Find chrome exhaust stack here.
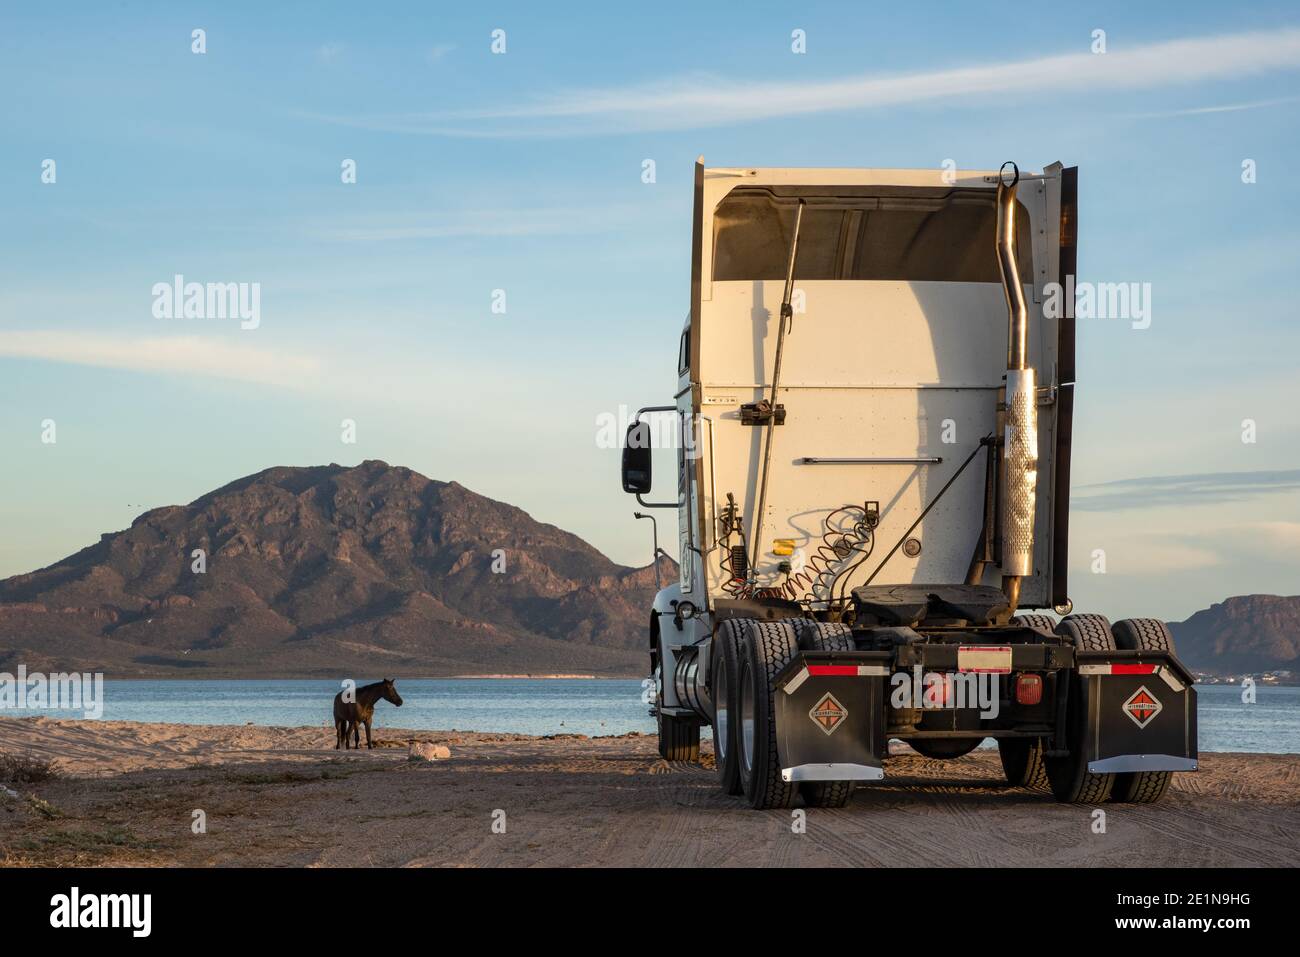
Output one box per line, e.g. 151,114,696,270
996,162,1038,612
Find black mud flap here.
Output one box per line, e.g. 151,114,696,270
1075,650,1198,773
773,651,891,783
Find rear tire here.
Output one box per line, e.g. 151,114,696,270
794,619,855,652
711,619,748,795
1045,614,1116,803
793,620,855,808
999,738,1049,789
1108,618,1176,804
1056,613,1114,653
737,620,801,809
1011,613,1057,635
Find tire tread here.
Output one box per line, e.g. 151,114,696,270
742,620,801,809
712,618,749,795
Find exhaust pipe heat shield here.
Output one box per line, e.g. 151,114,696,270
1001,368,1038,578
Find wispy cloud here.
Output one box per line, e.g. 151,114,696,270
427,43,455,63
1072,469,1300,512
307,27,1300,136
0,329,543,409
1075,520,1300,577
1123,94,1300,118
315,43,345,63
0,331,323,390
1068,540,1225,575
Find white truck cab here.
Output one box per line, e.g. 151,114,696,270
622,160,1196,810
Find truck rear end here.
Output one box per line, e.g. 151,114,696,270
620,159,1197,808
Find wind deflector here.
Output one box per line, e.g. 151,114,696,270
712,186,1032,283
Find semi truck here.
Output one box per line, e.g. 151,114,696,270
620,159,1198,809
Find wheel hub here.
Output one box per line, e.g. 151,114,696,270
739,660,756,774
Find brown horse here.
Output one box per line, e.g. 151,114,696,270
333,678,403,749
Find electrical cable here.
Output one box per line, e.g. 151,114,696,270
718,502,875,609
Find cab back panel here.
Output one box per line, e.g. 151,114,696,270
693,171,1063,608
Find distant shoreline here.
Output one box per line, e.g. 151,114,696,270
90,673,641,681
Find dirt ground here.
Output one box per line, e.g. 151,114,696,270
1,717,1296,867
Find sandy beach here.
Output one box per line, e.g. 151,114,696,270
1,716,1296,868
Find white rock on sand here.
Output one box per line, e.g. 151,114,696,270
408,741,451,762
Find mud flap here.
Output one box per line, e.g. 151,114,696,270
773,651,891,783
1075,650,1198,773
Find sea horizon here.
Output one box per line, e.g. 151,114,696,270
3,678,1296,754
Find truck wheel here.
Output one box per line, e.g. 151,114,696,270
1011,613,1057,635
794,619,855,652
999,738,1049,789
711,619,749,795
793,620,855,807
737,620,801,809
1056,613,1114,652
1045,614,1116,803
1108,618,1176,804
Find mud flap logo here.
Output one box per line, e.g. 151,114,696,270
1122,685,1162,728
809,693,847,736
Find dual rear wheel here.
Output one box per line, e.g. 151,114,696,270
1039,614,1175,804
711,618,857,809
710,612,1176,808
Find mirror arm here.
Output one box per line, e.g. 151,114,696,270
636,492,677,509
629,405,679,508
634,404,676,419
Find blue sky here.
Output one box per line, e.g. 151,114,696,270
1,1,1298,622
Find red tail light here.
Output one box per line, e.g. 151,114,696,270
1015,674,1042,706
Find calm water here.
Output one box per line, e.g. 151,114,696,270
8,680,1299,753
21,678,657,738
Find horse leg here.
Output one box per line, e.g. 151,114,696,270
352,721,361,750
335,720,342,749
365,719,373,749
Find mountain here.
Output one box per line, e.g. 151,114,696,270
2,461,1289,679
1169,595,1300,675
0,461,673,678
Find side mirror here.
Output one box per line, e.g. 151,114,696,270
621,421,652,494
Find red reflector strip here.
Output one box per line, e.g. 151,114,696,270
1078,663,1162,676
804,664,888,677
